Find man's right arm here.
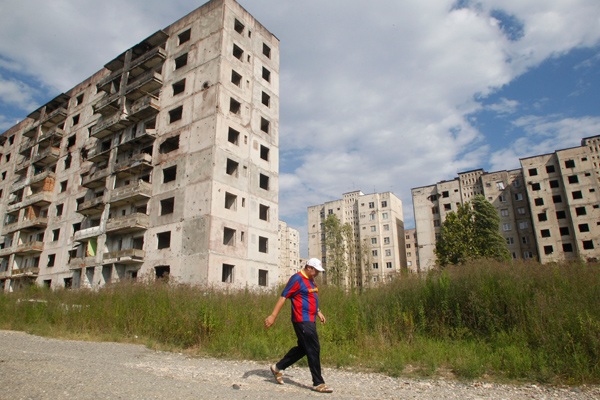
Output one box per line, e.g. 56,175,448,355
264,296,286,329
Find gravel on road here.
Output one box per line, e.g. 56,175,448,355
0,330,598,400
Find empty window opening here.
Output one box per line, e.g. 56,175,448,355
230,98,241,115
556,210,566,219
234,19,245,34
549,180,559,188
552,195,562,203
173,79,186,95
160,197,175,215
261,92,270,107
534,198,544,206
47,254,55,267
572,191,583,200
565,160,575,168
560,227,570,236
528,168,538,176
222,264,234,283
225,192,237,210
56,204,63,216
60,180,68,193
546,165,555,173
259,173,269,190
163,166,177,183
579,223,590,232
233,44,243,60
259,204,269,221
258,236,268,253
260,117,270,133
159,135,180,154
67,135,76,148
226,159,239,176
157,231,171,249
178,28,191,45
262,67,271,82
228,127,240,145
52,229,60,241
583,240,594,250
260,145,269,161
175,53,188,69
223,227,236,246
263,43,271,58
563,243,573,252
568,175,579,184
169,106,183,123
155,265,170,280
64,153,72,170
258,269,268,286
576,206,587,216
541,229,551,238
531,183,541,191
544,245,553,255
76,94,84,106
538,213,547,222
231,70,242,87
72,114,80,126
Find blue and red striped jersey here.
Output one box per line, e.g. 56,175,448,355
281,270,319,322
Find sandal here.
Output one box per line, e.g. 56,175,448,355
270,365,284,384
312,384,333,393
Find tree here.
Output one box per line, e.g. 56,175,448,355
435,195,510,266
323,214,349,286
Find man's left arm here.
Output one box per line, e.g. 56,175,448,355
317,309,326,324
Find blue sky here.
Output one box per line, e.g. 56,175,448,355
1,0,599,257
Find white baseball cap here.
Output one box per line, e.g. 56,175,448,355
306,258,325,272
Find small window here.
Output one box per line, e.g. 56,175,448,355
258,269,268,286
223,227,236,246
56,204,64,216
560,227,569,236
503,223,511,231
565,160,575,168
178,28,191,45
501,209,509,217
572,191,583,200
579,223,590,233
47,254,56,267
259,204,269,221
259,173,269,190
442,191,449,198
517,207,525,215
72,114,80,126
372,263,379,270
515,193,523,201
231,70,242,87
531,183,541,191
163,166,177,183
546,165,555,173
568,175,579,184
169,106,183,123
175,53,188,69
263,43,271,58
538,212,547,221
544,245,553,255
228,127,240,145
64,153,72,170
157,231,171,249
563,243,573,252
371,238,377,244
552,195,562,203
444,203,451,210
258,236,268,253
52,229,60,241
233,44,244,60
225,192,237,210
260,145,269,161
160,135,180,153
576,206,586,216
60,180,68,193
556,210,566,219
262,67,271,82
222,264,234,283
226,159,239,176
384,237,390,244
160,197,175,215
261,92,270,107
549,180,559,188
522,236,528,244
76,94,84,106
583,240,594,250
173,79,186,95
519,221,528,229
260,117,270,133
528,168,538,176
541,229,551,238
234,19,244,34
506,237,514,245
534,198,544,206
230,98,241,114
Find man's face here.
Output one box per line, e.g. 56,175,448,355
307,266,320,279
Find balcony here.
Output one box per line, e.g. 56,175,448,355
10,176,28,193
15,157,31,175
119,129,157,150
30,171,55,187
103,248,145,264
37,126,65,145
81,166,110,189
19,138,36,154
10,267,40,278
128,95,160,122
23,190,53,208
3,217,49,234
109,181,152,206
0,270,10,279
114,153,152,179
128,47,167,80
32,147,60,167
69,256,98,270
93,92,120,115
0,246,14,257
15,241,44,254
77,197,105,215
88,146,112,163
91,113,132,139
73,226,103,242
125,71,163,101
40,107,68,128
23,126,38,138
106,213,149,234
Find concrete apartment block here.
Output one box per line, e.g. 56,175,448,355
404,228,419,273
277,220,300,282
0,0,279,291
412,137,600,268
307,191,406,286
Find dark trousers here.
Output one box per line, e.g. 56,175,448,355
276,321,324,386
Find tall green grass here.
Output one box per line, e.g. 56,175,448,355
0,259,598,384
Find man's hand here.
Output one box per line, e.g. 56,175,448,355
264,315,276,329
317,311,326,325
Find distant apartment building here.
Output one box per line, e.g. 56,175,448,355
278,220,300,282
404,228,419,273
0,0,280,291
307,191,407,286
412,137,600,269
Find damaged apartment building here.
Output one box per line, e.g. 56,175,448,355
412,136,600,270
0,0,280,291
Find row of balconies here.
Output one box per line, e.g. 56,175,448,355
68,248,145,270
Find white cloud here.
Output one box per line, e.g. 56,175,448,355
0,75,39,112
486,98,520,114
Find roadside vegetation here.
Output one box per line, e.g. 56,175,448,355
0,259,599,384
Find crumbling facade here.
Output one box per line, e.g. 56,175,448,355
307,191,407,286
0,0,280,290
412,137,600,269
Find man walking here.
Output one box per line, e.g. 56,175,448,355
264,258,333,393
